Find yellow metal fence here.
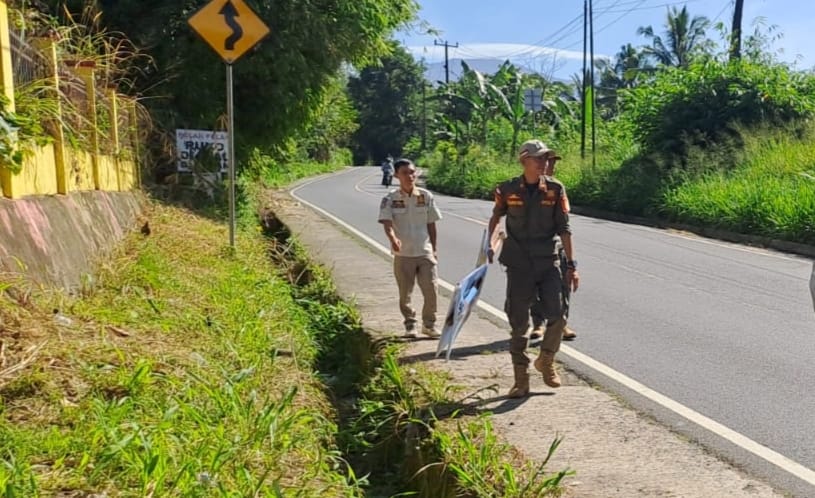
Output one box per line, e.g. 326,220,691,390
0,0,142,199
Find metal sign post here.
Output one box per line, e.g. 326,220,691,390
226,64,236,247
188,0,270,249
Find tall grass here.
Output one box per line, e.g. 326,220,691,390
248,148,352,189
431,416,571,497
0,203,363,496
424,122,815,245
662,130,815,243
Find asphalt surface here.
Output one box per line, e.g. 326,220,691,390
294,166,815,495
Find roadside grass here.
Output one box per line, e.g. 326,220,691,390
249,149,351,189
661,131,815,244
431,416,571,497
425,123,815,245
0,203,363,496
339,347,571,498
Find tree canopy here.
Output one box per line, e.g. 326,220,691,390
347,43,425,164
42,0,417,159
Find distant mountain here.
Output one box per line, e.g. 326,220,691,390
423,58,568,84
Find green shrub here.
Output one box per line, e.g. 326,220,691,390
620,60,815,158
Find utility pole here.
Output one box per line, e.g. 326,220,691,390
589,0,596,170
730,0,744,60
434,39,459,85
580,0,588,160
421,81,427,151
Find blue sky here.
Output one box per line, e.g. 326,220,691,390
398,0,815,80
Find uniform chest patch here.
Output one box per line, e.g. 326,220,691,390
392,199,406,209
416,194,426,206
507,193,524,207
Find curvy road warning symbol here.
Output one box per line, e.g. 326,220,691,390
188,0,270,64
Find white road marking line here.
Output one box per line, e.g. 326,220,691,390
290,171,815,487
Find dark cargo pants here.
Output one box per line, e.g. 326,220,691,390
532,245,570,328
505,262,566,367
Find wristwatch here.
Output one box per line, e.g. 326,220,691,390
566,260,577,269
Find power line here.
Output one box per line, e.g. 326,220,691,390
711,0,733,23
424,0,712,74
439,0,627,64
559,0,706,51
597,0,649,34
600,0,704,13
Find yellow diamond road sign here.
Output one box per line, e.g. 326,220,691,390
188,0,270,64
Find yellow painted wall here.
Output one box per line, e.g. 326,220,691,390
21,145,59,196
119,159,137,191
0,1,141,199
2,148,132,197
1,145,59,198
66,148,95,192
97,155,119,191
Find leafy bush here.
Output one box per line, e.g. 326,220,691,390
620,60,815,158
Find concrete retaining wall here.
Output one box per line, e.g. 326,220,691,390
0,191,142,289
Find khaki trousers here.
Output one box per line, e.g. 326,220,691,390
394,255,438,330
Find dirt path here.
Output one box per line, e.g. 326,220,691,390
267,189,782,497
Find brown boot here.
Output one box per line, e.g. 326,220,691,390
562,326,577,341
534,351,561,388
529,325,544,340
508,365,530,398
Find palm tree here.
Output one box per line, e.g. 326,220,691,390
603,43,651,89
592,44,653,116
637,6,713,68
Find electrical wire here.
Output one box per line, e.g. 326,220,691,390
711,0,733,23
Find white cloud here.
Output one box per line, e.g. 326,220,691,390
407,43,607,64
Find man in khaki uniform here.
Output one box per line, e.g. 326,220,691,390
531,242,577,340
379,158,443,338
487,140,580,398
531,154,576,341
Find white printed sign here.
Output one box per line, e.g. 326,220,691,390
176,129,228,173
436,263,489,361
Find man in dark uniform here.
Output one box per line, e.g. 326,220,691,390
487,139,580,398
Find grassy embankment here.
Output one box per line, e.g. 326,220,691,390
0,162,570,496
425,124,815,245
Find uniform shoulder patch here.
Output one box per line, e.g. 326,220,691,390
560,192,571,213
380,197,389,209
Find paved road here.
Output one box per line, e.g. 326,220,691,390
293,166,815,495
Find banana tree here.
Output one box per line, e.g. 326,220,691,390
490,63,569,158
452,61,499,146
431,60,510,147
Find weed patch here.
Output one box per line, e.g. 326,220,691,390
0,202,362,496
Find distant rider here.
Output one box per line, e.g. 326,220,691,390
381,155,394,186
